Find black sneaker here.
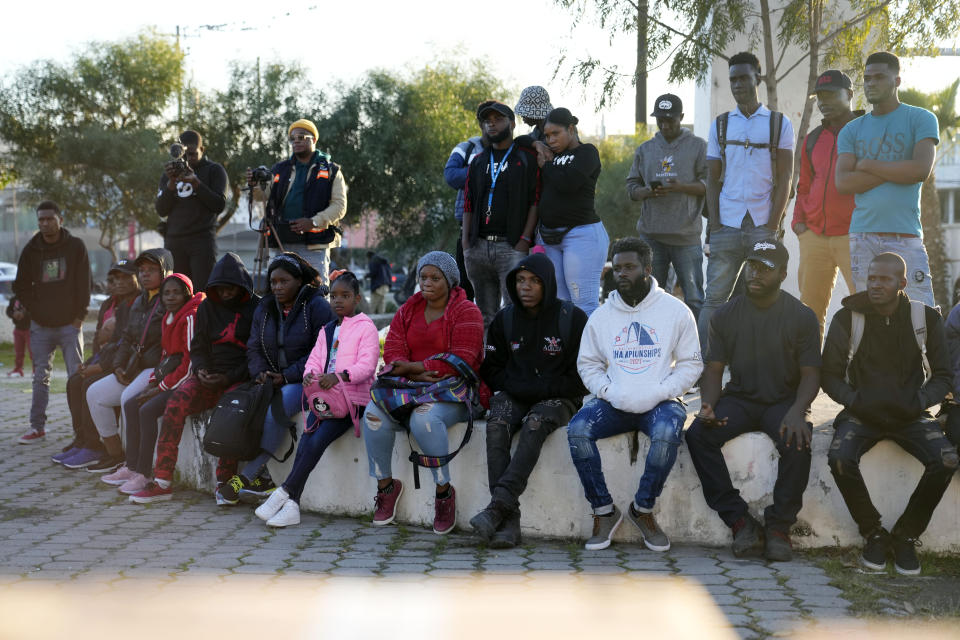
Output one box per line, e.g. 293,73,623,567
218,475,248,504
85,454,124,474
490,512,521,550
238,475,276,503
731,514,763,558
860,527,891,572
892,534,921,575
469,501,511,541
764,528,793,562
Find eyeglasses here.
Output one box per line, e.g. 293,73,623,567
288,134,314,143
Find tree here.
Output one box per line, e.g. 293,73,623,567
0,31,183,259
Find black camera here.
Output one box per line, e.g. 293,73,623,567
166,143,190,178
251,165,272,184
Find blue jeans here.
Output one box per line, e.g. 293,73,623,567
698,221,775,351
363,401,468,486
282,414,356,502
567,397,687,512
849,232,936,308
540,221,610,317
637,234,704,320
30,322,83,432
239,383,318,481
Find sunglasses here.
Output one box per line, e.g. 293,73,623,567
288,134,314,143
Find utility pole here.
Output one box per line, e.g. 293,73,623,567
176,25,183,126
635,0,648,133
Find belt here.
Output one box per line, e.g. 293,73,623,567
479,234,508,242
872,232,917,238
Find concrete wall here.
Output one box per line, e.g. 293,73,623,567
174,411,960,552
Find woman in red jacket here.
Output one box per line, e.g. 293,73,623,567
103,274,204,494
363,251,488,535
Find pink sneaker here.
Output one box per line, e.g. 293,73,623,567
119,473,149,495
433,486,457,535
102,465,135,486
372,480,403,526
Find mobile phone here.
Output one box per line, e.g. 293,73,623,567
649,180,663,190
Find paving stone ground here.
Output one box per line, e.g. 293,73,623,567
0,386,867,638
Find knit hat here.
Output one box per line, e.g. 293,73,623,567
417,251,460,288
288,118,319,140
515,86,553,120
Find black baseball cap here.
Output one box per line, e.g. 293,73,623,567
108,259,136,276
650,93,683,118
746,239,789,270
814,70,852,93
476,100,515,121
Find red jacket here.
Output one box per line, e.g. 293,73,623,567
791,114,863,237
384,286,490,407
155,289,205,391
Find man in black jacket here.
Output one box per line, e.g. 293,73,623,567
822,252,958,575
13,201,91,444
471,254,588,548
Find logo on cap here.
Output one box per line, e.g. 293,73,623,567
753,241,777,251
658,100,673,110
817,76,831,85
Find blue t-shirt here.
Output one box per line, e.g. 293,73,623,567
837,103,939,235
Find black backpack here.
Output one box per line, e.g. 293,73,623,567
202,379,296,462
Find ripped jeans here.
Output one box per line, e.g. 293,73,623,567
362,401,468,486
567,397,687,513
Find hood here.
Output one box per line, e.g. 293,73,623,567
27,227,75,251
136,247,175,275
163,273,194,297
841,289,909,315
653,127,692,147
505,253,558,312
604,277,666,313
206,252,254,301
168,291,205,325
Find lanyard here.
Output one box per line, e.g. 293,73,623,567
485,143,515,224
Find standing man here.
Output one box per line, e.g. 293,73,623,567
567,237,702,551
835,52,940,308
823,253,956,575
700,51,795,351
443,133,484,300
792,70,863,334
156,130,228,291
462,101,539,328
365,251,393,314
685,240,821,562
253,118,348,286
627,93,707,321
13,201,91,444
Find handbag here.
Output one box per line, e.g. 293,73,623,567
301,320,355,428
153,353,183,383
369,352,482,488
202,379,298,462
538,223,574,245
122,297,162,376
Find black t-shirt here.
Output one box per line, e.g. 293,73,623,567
706,291,821,404
479,147,512,236
538,143,602,229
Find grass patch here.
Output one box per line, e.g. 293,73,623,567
0,340,94,394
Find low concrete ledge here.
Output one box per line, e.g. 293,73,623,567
175,411,960,551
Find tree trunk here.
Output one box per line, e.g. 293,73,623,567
792,0,822,188
921,173,950,309
635,0,648,132
758,0,778,110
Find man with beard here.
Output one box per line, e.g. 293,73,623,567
686,240,821,562
822,252,956,575
462,101,539,328
835,52,939,307
567,237,702,551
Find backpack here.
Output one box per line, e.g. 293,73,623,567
202,379,297,462
845,300,932,384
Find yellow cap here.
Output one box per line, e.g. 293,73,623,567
288,118,319,140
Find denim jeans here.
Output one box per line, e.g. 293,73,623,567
828,413,958,538
282,415,356,502
698,220,775,351
363,401,468,486
539,221,609,317
30,322,83,432
567,397,687,512
123,389,172,476
637,234,704,321
463,238,526,329
685,395,811,533
849,232,936,308
240,382,319,481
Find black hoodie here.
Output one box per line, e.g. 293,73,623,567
12,227,91,327
155,156,228,239
822,290,951,429
480,253,588,403
111,248,175,373
190,252,261,385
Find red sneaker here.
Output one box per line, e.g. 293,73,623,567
129,481,173,504
433,486,457,535
18,429,45,444
372,480,403,526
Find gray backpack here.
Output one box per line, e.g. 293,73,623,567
845,300,931,384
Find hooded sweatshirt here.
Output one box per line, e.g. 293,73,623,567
153,274,205,391
13,227,91,327
155,156,228,239
822,290,951,429
113,248,175,374
480,253,588,403
578,278,703,414
190,253,261,385
626,128,707,246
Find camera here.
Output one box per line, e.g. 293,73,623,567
166,143,190,178
251,165,272,184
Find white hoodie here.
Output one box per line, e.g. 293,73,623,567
578,279,703,414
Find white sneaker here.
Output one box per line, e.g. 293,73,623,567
266,499,300,528
255,486,289,522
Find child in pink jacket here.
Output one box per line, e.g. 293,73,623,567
254,271,380,527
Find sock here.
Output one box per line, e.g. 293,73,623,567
378,480,394,495
155,478,171,489
436,486,452,500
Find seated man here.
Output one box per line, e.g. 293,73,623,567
567,237,702,551
686,240,821,562
471,254,588,548
822,252,957,575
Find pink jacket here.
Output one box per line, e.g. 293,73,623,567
304,312,380,434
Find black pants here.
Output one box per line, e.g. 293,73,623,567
455,236,475,302
827,413,958,538
165,233,217,291
66,369,111,451
945,404,960,449
685,395,811,533
123,389,172,476
485,392,576,509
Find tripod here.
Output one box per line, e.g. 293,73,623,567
247,182,285,295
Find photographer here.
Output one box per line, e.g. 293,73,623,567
249,119,348,286
156,130,228,291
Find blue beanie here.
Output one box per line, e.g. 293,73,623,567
416,251,460,288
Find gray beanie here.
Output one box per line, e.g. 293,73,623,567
417,251,460,288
